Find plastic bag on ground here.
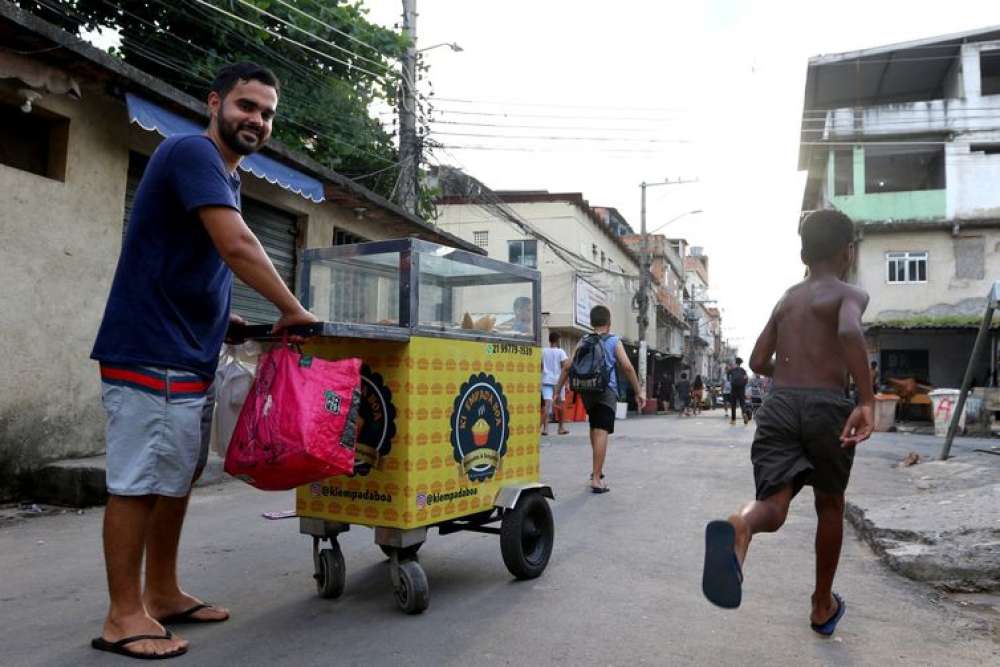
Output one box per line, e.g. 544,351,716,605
224,344,361,490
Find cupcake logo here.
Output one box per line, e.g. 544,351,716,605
353,365,397,476
450,373,510,482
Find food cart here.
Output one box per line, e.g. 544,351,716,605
241,238,553,614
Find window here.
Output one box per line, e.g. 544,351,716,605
886,251,927,283
333,229,367,245
473,230,488,249
970,143,1000,155
600,250,606,267
508,239,538,268
865,145,945,193
592,243,599,262
981,50,1000,96
833,148,854,196
0,102,68,181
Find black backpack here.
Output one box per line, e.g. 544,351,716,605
731,367,748,390
569,334,612,394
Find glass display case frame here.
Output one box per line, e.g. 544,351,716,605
297,238,542,346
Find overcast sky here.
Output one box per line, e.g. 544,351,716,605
365,0,1000,357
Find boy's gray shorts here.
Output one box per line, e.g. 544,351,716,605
100,365,214,497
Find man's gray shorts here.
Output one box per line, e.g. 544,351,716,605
100,365,214,497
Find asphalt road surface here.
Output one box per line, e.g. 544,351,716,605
2,413,997,666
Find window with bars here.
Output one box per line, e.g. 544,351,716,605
333,229,368,246
886,251,927,283
473,230,488,249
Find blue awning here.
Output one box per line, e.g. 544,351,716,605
126,93,324,203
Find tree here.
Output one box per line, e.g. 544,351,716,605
17,0,419,209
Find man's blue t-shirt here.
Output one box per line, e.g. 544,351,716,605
91,134,241,379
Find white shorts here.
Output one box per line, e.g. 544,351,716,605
100,365,214,497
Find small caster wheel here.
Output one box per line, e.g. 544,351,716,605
393,559,429,614
501,492,554,579
315,546,345,599
379,543,421,560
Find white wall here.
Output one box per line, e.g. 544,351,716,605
857,228,1000,322
434,200,648,343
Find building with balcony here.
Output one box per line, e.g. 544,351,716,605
799,26,1000,388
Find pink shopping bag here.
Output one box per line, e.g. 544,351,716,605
225,343,361,490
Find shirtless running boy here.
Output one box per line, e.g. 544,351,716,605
701,209,874,636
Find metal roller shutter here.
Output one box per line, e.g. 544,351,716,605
231,197,298,324
122,153,298,325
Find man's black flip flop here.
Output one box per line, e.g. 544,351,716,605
590,485,610,494
702,520,743,609
91,632,187,660
159,603,229,625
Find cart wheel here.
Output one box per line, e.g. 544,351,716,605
379,543,421,560
393,560,430,614
501,492,554,579
315,546,346,599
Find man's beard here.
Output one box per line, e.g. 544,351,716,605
217,114,267,156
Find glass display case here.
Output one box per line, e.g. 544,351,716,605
298,238,541,344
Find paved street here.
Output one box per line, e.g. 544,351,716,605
2,413,997,666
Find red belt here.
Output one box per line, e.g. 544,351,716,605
100,365,211,398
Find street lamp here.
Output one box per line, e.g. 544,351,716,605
636,178,697,408
418,42,464,53
648,209,703,236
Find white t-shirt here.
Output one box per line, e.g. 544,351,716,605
541,346,569,385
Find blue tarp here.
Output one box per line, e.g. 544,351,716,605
126,93,325,203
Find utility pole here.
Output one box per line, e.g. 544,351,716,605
637,178,697,406
397,0,419,214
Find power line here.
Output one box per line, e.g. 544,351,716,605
428,118,675,133
273,0,389,58
229,0,391,75
190,0,390,82
426,106,689,123
429,130,692,144
433,96,693,113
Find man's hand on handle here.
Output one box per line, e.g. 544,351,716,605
272,307,319,344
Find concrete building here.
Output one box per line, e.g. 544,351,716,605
0,3,476,496
432,169,661,401
799,26,1000,388
621,233,689,391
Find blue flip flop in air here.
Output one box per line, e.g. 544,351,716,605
811,593,846,636
702,520,743,609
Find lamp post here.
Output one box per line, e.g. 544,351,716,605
637,179,697,406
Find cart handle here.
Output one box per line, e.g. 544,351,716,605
226,321,325,344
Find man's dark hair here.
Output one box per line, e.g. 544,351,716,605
210,62,281,100
735,357,743,365
549,331,561,344
590,305,611,328
800,209,854,265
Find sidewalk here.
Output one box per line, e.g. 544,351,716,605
18,452,226,508
846,430,1000,592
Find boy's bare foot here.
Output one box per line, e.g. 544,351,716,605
98,611,188,658
146,591,230,624
727,513,751,565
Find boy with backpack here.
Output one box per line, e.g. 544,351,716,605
554,305,645,493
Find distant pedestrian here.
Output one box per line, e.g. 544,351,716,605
541,331,570,436
870,360,879,395
729,358,749,424
722,365,733,417
692,375,705,415
675,372,692,417
701,209,874,638
555,305,644,493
